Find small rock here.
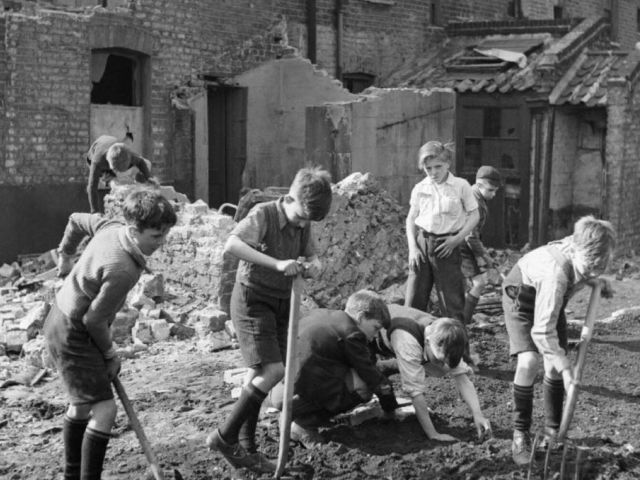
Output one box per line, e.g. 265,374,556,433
111,309,139,344
169,323,196,340
184,199,210,215
131,320,154,344
2,328,29,353
149,319,171,342
130,292,156,310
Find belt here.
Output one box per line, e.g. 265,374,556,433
420,229,459,238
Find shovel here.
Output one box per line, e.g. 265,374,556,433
113,377,182,480
274,275,304,479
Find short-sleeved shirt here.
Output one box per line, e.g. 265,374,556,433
410,173,478,235
381,305,472,398
232,197,315,298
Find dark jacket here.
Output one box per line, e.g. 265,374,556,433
295,309,389,413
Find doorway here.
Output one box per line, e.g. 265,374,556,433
207,86,248,208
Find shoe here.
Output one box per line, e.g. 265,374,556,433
290,421,323,449
538,427,563,451
206,429,275,474
512,430,532,466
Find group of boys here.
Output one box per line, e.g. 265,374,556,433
43,139,616,479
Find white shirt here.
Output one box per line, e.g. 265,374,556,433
410,173,478,234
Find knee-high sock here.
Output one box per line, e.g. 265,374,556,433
238,410,260,453
63,415,88,480
220,383,267,446
80,427,111,480
513,383,534,432
543,376,564,431
463,293,479,325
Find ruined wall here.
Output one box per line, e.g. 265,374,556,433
306,88,455,206
606,80,640,253
233,57,356,190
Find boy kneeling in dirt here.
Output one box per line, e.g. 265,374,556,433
44,191,177,480
503,215,615,465
207,167,332,474
269,290,399,448
373,304,492,442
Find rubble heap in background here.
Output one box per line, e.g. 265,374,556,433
311,172,409,309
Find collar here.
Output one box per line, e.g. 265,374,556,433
275,196,291,230
117,226,149,271
424,172,454,187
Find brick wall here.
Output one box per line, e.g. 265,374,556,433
442,0,513,22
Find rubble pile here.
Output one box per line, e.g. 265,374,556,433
311,172,409,309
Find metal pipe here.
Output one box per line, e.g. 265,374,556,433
336,0,343,81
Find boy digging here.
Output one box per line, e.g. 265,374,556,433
503,216,615,465
405,141,479,322
207,167,333,474
44,191,177,480
460,165,502,324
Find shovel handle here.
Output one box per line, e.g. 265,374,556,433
274,275,304,478
557,279,602,443
113,377,166,480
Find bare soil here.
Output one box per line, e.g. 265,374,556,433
2,274,640,480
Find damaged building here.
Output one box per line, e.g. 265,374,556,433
1,0,640,263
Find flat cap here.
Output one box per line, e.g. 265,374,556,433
476,165,502,187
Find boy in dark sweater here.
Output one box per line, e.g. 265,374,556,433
44,191,176,480
207,167,332,474
503,216,615,464
269,290,399,447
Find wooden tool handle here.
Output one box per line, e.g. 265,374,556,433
113,377,165,480
274,275,304,478
557,280,602,442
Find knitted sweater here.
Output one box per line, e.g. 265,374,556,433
56,213,146,355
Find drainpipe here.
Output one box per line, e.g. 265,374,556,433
539,106,555,245
307,0,317,64
336,0,343,81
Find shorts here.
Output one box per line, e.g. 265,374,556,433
43,303,113,405
503,282,568,356
460,244,482,278
231,283,290,368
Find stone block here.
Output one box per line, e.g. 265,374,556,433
184,199,209,215
111,309,139,344
131,319,153,345
2,328,29,353
130,291,156,310
197,331,233,352
161,308,187,324
19,302,50,340
149,319,171,342
190,307,228,333
169,322,196,340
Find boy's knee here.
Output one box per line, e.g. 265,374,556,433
517,352,539,372
263,362,285,385
93,399,118,423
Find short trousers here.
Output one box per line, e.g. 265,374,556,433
231,282,290,368
503,282,567,357
43,303,113,405
460,244,482,278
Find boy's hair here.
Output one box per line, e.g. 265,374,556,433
289,166,332,221
123,190,177,231
418,141,454,169
430,318,468,368
106,143,132,172
572,215,616,270
345,289,391,330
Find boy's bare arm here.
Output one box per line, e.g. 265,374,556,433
412,393,457,441
454,374,492,439
130,153,151,180
225,235,301,276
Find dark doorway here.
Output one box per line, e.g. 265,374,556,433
208,86,248,208
456,94,531,248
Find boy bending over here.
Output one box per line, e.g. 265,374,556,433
503,215,615,464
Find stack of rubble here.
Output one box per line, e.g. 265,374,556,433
310,172,409,309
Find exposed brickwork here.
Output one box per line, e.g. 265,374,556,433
442,0,513,22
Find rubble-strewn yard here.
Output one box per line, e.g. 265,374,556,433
2,176,640,479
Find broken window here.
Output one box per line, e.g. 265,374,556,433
91,49,143,106
342,73,375,94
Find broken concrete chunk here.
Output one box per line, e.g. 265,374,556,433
2,328,29,353
190,307,228,333
184,199,209,215
19,302,50,340
137,273,164,302
149,319,171,342
131,320,154,345
130,291,156,310
21,336,53,369
223,367,248,386
224,320,236,340
169,322,196,340
111,310,139,344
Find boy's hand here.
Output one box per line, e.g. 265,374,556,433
430,432,458,442
105,356,121,381
57,253,74,278
276,259,303,276
473,414,492,441
408,246,425,271
434,236,462,258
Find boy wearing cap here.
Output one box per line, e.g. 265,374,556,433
460,166,502,324
405,141,479,322
86,135,155,214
